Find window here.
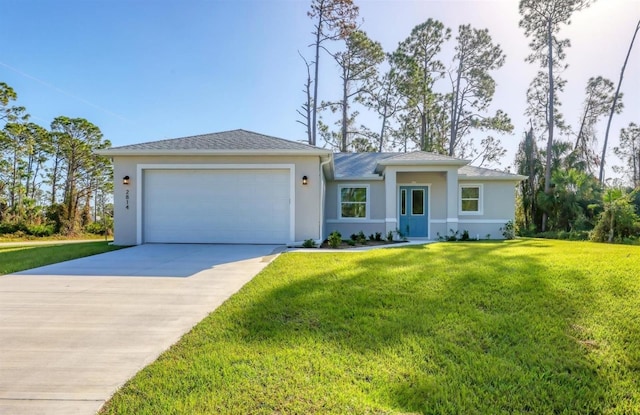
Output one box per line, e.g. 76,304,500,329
412,189,424,215
401,189,406,215
339,186,368,219
460,185,483,214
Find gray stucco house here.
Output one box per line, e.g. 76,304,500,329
97,129,525,246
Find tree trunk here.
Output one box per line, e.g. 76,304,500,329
449,61,463,156
341,65,348,152
574,100,590,150
311,11,324,147
420,112,427,151
599,20,639,184
378,112,388,153
542,19,555,232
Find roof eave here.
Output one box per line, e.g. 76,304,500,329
333,175,384,181
458,174,527,181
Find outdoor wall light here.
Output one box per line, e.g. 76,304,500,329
302,175,308,185
123,176,130,185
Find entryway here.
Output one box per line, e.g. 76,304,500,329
399,186,429,237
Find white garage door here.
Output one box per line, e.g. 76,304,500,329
143,169,291,244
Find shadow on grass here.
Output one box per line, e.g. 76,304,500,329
233,240,611,413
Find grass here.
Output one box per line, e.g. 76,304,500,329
0,241,121,275
0,233,107,243
100,239,640,414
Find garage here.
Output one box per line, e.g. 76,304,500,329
143,168,291,244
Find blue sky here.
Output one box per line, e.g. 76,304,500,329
1,0,639,177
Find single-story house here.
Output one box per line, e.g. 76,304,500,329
97,129,525,246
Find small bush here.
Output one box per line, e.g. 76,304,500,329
375,232,382,241
356,231,367,244
369,234,375,241
84,222,107,235
26,224,55,237
346,239,356,246
447,229,459,241
302,239,316,248
500,220,516,240
386,231,394,242
460,230,470,241
328,231,342,249
0,222,27,235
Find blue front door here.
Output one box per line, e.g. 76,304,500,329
399,186,428,237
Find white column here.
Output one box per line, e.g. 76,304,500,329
384,167,397,236
446,168,459,233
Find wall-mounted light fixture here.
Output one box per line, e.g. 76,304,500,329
123,175,130,185
302,175,308,185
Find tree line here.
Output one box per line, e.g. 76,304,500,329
300,0,512,166
299,0,639,242
0,82,112,237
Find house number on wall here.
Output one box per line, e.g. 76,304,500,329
126,189,130,210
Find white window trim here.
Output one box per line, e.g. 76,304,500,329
337,184,370,220
459,183,484,215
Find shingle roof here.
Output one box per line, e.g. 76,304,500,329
458,165,526,180
101,129,329,154
334,151,467,178
378,151,468,163
334,151,524,181
333,152,396,178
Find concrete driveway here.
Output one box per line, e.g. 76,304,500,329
0,244,282,415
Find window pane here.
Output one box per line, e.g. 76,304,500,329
401,189,406,215
341,203,366,218
461,200,479,212
461,187,479,199
341,187,366,202
412,189,424,215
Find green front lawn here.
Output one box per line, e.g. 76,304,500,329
101,239,640,414
0,241,122,275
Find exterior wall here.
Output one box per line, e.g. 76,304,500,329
457,180,519,239
397,171,447,219
394,170,455,239
112,155,322,245
324,180,385,239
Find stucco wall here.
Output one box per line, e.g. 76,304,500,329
324,180,385,239
457,180,518,239
111,155,322,245
396,172,447,220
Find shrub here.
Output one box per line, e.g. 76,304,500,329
328,231,342,249
26,224,55,237
591,194,640,243
302,239,316,248
0,222,27,235
386,231,394,242
85,222,107,235
368,234,375,241
460,230,470,241
447,229,459,241
346,239,356,246
500,220,516,240
356,231,367,244
375,232,382,241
